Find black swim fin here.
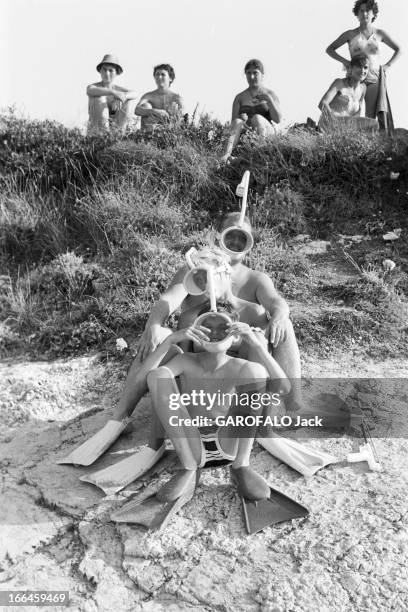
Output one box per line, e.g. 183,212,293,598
240,487,309,535
111,469,199,531
231,466,309,535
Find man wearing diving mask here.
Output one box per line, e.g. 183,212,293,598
137,211,301,411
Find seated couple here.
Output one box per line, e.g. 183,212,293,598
318,54,378,133
87,54,185,135
58,212,340,530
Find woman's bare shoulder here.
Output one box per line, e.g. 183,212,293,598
336,28,358,44
234,89,249,101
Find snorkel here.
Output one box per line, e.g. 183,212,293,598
183,247,231,297
219,171,254,255
192,268,237,353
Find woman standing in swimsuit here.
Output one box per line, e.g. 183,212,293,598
318,54,377,132
326,1,401,124
221,59,282,163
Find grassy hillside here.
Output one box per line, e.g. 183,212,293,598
1,110,407,358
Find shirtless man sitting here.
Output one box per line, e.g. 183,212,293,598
87,54,138,135
135,64,186,131
137,213,302,410
58,214,305,470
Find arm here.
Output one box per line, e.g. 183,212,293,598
379,30,402,70
138,267,190,360
171,93,187,117
231,94,242,121
326,31,352,68
318,79,341,116
255,272,290,346
87,83,131,103
120,87,139,101
236,345,290,396
144,326,210,374
259,90,282,124
357,84,367,117
135,94,170,119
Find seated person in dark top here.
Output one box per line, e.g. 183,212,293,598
221,59,282,163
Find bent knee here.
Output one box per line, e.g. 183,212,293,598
249,113,264,124
147,366,174,385
231,118,245,128
89,95,111,107
139,101,153,110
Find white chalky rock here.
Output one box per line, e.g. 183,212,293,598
383,229,401,241
115,338,128,352
382,259,396,272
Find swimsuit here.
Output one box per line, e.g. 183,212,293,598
199,426,236,467
348,29,381,83
329,82,362,116
239,103,272,122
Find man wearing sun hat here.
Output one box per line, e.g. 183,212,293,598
87,54,138,134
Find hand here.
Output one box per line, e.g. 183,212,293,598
113,91,127,104
152,108,170,121
168,101,180,116
253,91,270,103
227,322,264,346
382,63,390,73
167,325,210,346
138,325,165,361
265,314,290,348
342,60,351,71
110,99,122,113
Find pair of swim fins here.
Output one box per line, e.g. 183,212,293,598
76,434,337,495
111,464,309,536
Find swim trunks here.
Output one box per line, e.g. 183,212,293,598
199,426,236,468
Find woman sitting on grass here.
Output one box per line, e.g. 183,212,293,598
221,59,282,163
318,54,378,132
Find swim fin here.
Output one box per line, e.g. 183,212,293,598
231,466,309,535
57,418,131,466
79,444,166,495
257,435,339,477
111,469,199,530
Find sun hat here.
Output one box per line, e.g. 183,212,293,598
96,54,123,75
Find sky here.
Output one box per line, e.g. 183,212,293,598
2,0,408,129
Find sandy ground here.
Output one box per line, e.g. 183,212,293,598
1,352,407,612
